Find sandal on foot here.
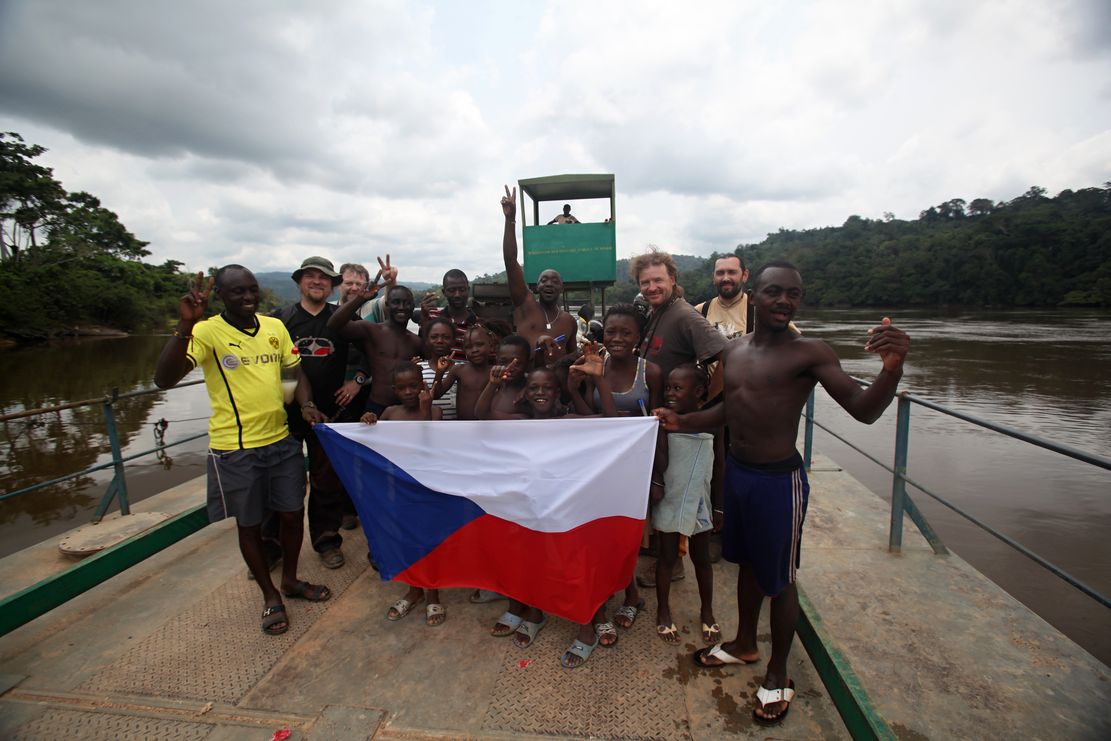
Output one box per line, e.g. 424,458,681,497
426,603,446,626
261,604,288,635
613,599,645,629
282,580,331,601
469,589,503,604
594,621,618,648
657,623,680,643
560,634,600,668
491,611,524,637
702,622,721,643
753,680,795,726
387,597,420,621
693,642,760,668
512,615,548,648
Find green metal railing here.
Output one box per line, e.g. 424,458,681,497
801,383,1111,610
0,380,212,636
0,380,208,515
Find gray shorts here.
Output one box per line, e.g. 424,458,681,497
206,435,306,527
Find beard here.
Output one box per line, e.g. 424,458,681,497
716,282,742,300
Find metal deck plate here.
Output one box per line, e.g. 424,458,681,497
13,708,213,741
482,610,692,741
77,539,368,705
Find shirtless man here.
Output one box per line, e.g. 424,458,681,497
327,282,423,416
501,186,577,361
655,260,909,726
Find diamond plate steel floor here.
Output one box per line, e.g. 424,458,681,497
0,481,848,740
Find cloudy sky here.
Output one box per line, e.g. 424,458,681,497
1,0,1108,283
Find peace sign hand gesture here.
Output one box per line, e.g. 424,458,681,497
501,185,517,221
179,272,214,325
377,254,397,286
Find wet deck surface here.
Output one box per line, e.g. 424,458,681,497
0,478,844,740
2,452,1109,739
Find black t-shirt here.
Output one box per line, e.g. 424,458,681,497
275,302,349,426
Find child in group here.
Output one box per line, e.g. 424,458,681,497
474,335,531,419
360,361,445,625
431,325,496,420
417,316,458,420
653,363,721,644
565,304,666,643
482,350,623,668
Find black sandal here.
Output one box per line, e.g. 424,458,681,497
261,604,288,635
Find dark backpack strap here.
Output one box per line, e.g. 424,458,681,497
745,292,754,334
700,298,712,318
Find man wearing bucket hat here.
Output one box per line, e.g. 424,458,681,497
263,256,359,570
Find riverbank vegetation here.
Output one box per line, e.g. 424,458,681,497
0,133,186,339
585,183,1111,307
5,130,1109,342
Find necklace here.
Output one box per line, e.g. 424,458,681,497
542,304,561,330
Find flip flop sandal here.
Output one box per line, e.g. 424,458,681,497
261,604,288,635
512,615,548,648
693,642,760,668
560,634,601,668
594,621,618,648
613,599,645,629
426,603,446,627
282,581,331,602
491,611,524,637
387,597,419,621
469,589,504,604
656,623,680,643
702,622,721,644
753,680,795,726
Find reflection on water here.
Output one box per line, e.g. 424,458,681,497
0,335,209,556
798,307,1111,665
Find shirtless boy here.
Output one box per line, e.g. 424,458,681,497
655,261,909,726
327,283,423,415
432,326,496,420
361,361,444,625
474,335,531,420
501,185,577,361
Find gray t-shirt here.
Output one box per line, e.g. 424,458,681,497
639,299,726,378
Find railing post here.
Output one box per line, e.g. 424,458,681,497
804,389,815,471
888,394,910,553
93,388,130,522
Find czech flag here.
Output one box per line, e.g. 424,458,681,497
315,417,656,623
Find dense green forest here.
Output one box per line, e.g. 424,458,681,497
0,132,184,339
3,129,1109,341
588,184,1111,308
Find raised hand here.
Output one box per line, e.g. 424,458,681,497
377,254,397,286
501,184,517,221
418,380,433,412
865,317,910,372
179,272,214,324
420,291,439,318
356,269,383,302
576,341,605,377
435,356,454,374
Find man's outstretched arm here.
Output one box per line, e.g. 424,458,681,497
501,185,529,308
813,317,909,424
155,272,211,389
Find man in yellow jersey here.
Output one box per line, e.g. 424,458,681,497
155,266,331,637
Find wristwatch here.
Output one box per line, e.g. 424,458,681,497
354,373,368,386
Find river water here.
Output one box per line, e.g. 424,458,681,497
1,311,1109,663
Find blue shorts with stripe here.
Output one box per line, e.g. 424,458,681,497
721,451,809,597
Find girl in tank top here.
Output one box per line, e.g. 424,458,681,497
570,303,663,416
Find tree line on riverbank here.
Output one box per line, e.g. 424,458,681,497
574,183,1110,308
3,130,1109,341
